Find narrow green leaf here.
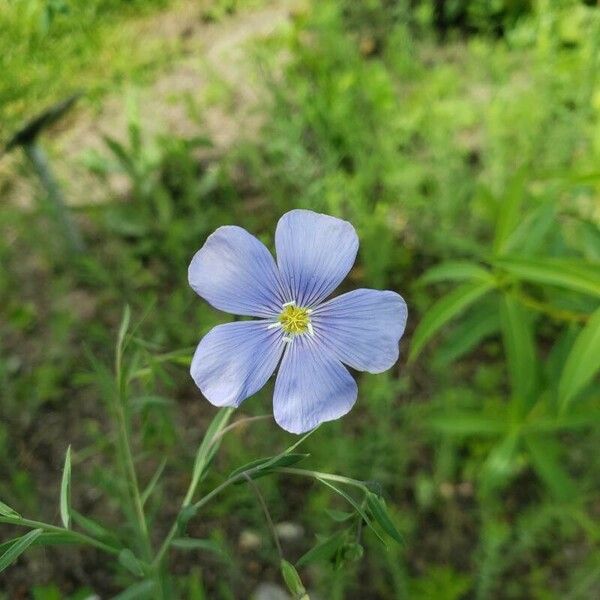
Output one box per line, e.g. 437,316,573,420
409,280,495,361
141,458,168,507
525,435,576,502
432,302,500,367
0,501,20,519
559,306,600,412
280,559,308,598
189,408,234,495
494,257,600,298
523,411,600,433
117,305,132,355
366,493,403,545
71,510,121,547
0,529,43,573
325,509,354,522
112,580,156,600
499,294,537,407
60,445,72,530
230,453,309,482
118,549,145,577
297,531,346,567
417,261,493,286
509,202,557,255
316,478,385,545
172,538,226,558
0,532,77,555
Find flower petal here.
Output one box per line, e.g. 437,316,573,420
189,226,285,317
313,289,408,373
191,320,285,407
273,337,358,434
275,210,359,307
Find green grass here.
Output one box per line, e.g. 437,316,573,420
1,0,599,598
0,0,178,135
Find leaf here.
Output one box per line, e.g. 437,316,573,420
558,306,600,412
494,257,600,298
365,493,403,544
499,294,537,408
112,580,157,600
60,445,72,530
0,532,77,555
141,458,168,507
316,478,385,545
280,559,308,598
325,509,354,522
509,202,557,255
189,408,234,496
525,435,576,502
229,453,309,482
409,280,495,361
0,500,20,519
417,261,493,286
117,305,132,355
71,510,121,547
296,531,346,568
432,302,500,367
118,549,145,577
171,538,226,558
0,529,43,573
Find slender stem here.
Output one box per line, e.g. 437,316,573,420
243,473,283,560
153,473,243,568
0,516,119,556
112,388,152,559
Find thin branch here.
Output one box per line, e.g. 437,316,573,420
243,473,283,561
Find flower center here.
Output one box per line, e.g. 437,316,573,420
279,302,311,335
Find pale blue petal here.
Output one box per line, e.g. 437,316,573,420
189,226,285,318
273,336,357,434
191,321,285,407
275,210,359,307
313,289,407,373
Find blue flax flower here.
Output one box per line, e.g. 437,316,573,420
188,210,408,434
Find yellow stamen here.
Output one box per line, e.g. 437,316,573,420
279,303,311,335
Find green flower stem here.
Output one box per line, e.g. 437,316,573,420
152,414,271,569
0,515,119,556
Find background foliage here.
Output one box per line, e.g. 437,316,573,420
1,0,599,598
